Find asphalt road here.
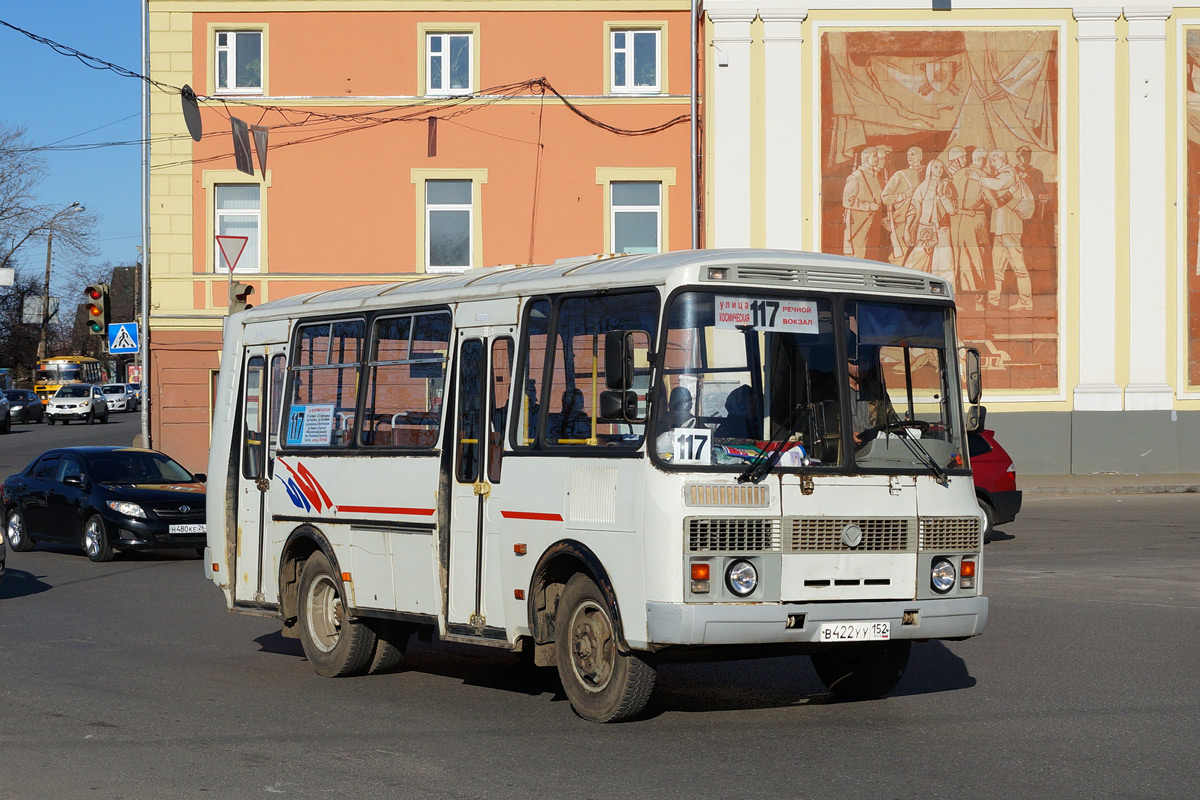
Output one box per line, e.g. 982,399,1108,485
2,424,1198,799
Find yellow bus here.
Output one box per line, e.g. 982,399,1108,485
34,356,106,400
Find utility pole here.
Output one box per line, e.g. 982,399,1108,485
36,202,84,360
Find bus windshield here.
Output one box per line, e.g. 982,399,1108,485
38,364,82,381
654,291,966,475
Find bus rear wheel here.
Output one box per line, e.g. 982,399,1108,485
554,573,656,722
297,551,377,677
811,640,911,701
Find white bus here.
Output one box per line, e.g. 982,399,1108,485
206,248,988,722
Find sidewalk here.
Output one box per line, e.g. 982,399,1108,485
1022,473,1200,495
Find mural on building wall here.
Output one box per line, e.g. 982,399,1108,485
820,29,1059,392
1187,31,1200,386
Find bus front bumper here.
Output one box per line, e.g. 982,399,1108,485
645,596,988,646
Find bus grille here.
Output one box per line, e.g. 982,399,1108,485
688,518,781,552
918,517,982,551
788,517,912,552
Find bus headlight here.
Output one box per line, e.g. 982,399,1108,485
930,558,956,594
726,560,758,597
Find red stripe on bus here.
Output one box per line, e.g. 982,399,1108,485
337,505,436,516
500,511,564,522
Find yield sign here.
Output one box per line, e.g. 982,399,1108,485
216,235,248,272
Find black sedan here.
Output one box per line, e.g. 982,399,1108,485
4,389,46,424
2,447,206,562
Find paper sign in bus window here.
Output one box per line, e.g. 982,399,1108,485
672,427,712,464
287,403,334,446
716,296,819,334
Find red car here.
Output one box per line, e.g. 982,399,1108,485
969,429,1022,544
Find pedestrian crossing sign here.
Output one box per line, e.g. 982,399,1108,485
108,323,139,354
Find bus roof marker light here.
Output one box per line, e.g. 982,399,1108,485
707,267,729,280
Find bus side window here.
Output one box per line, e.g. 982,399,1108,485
514,298,551,447
488,337,514,483
242,356,265,479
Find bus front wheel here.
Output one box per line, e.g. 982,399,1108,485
297,551,377,677
811,640,911,700
554,573,656,722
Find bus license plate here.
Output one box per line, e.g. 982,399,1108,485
169,524,206,535
819,621,890,642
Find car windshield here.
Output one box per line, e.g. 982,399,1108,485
56,385,91,398
88,452,195,484
654,291,966,475
3,390,23,401
102,385,125,395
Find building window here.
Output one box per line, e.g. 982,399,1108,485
426,32,473,95
611,29,660,93
215,184,260,273
215,30,263,94
612,182,662,254
427,180,473,271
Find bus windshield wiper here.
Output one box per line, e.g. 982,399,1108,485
889,424,948,485
737,404,805,485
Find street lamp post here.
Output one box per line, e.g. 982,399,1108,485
36,202,84,360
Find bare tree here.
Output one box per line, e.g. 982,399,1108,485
0,122,99,271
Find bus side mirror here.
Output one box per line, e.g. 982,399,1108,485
599,390,641,421
604,331,634,390
965,347,982,405
966,404,986,434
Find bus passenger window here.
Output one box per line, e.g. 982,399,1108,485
284,319,364,448
360,311,450,449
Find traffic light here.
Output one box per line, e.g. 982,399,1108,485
84,283,109,335
229,281,254,314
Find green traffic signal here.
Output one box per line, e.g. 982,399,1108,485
84,283,109,335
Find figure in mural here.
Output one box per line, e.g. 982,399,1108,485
1015,146,1049,222
979,150,1034,311
948,146,993,306
842,146,884,259
881,146,923,264
902,159,958,284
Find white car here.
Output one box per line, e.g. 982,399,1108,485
102,383,138,412
46,384,109,425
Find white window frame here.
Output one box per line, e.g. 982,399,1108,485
426,32,474,96
411,169,487,274
426,180,473,272
610,28,661,94
611,182,662,255
214,184,261,274
214,29,264,95
596,167,676,255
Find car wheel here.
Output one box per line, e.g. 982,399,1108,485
47,417,56,425
297,551,377,677
83,514,115,562
6,508,35,552
555,573,657,722
86,410,95,425
0,412,10,434
979,498,996,545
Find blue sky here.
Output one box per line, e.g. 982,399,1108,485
1,2,143,295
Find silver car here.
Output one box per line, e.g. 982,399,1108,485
46,384,109,425
102,383,138,413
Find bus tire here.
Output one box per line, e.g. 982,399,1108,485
365,620,409,675
554,573,656,722
811,640,911,701
297,551,377,678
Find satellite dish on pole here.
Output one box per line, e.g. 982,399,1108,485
181,84,203,142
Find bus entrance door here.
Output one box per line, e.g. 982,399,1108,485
447,321,516,640
234,345,288,606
